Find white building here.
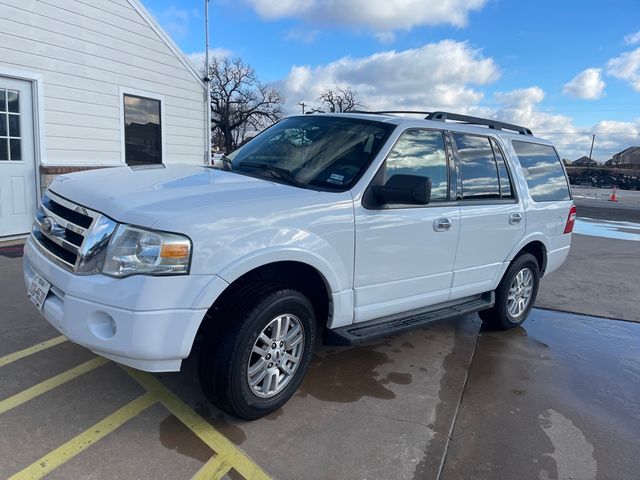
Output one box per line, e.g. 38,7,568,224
0,0,208,239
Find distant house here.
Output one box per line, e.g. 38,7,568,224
611,147,640,168
604,158,613,167
572,156,599,167
0,0,208,239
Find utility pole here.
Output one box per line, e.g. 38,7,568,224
298,102,306,114
587,134,596,170
204,0,211,164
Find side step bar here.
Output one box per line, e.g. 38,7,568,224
324,292,494,346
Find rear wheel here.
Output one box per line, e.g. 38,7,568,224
199,288,316,420
479,253,540,329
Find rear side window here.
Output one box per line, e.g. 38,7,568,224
490,138,514,199
454,133,516,200
512,141,571,202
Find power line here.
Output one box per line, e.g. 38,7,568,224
536,132,640,135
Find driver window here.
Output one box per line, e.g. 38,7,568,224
385,129,449,202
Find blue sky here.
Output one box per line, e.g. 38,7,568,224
143,0,640,161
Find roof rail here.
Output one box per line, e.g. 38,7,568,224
426,111,533,136
363,110,434,116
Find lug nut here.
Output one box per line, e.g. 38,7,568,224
268,363,273,368
272,343,277,349
266,354,271,359
280,341,284,347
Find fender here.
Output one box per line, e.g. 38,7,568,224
505,231,549,263
214,226,351,292
491,231,549,285
190,227,354,326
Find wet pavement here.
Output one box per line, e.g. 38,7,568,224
573,217,640,241
440,309,640,480
2,247,640,479
160,316,479,480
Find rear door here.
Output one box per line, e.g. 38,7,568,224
353,128,460,323
450,133,525,300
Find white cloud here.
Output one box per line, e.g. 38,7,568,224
285,28,321,44
375,31,396,44
606,47,640,91
281,40,499,112
493,87,640,161
624,31,640,45
153,6,199,39
563,68,606,100
275,41,638,162
246,0,486,30
187,49,234,70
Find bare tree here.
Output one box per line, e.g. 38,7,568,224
316,86,364,113
208,57,285,153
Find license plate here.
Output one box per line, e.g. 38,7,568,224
28,273,51,311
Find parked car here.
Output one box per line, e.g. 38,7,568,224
24,111,575,419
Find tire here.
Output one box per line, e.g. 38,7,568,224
199,287,316,420
479,253,540,330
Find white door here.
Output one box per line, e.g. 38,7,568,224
449,133,525,299
354,129,460,323
0,77,36,237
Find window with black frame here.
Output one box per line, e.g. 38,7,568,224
123,94,162,166
454,133,513,200
384,129,449,202
512,141,571,202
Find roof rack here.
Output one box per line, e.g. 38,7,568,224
352,110,435,116
319,110,534,136
426,111,533,136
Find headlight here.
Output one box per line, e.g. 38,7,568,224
102,225,191,277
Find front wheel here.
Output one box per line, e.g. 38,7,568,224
199,288,316,420
479,253,540,329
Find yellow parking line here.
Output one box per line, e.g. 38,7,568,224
192,454,232,480
8,392,157,480
123,367,272,480
0,336,68,368
0,357,108,415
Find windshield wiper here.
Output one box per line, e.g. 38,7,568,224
237,161,307,189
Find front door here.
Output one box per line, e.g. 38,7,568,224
354,128,460,323
0,77,36,237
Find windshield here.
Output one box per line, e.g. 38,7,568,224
226,116,396,191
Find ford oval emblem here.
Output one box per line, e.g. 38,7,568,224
41,217,57,235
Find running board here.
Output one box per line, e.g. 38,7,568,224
324,292,494,346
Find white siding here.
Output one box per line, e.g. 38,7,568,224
0,0,206,166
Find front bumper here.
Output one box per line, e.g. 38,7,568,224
23,238,214,372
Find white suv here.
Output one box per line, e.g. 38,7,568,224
24,111,575,419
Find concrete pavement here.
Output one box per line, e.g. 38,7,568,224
440,309,640,480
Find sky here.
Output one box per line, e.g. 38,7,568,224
142,0,640,162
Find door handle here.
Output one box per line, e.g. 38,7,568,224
433,217,452,232
509,213,522,225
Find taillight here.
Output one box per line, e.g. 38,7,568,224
564,205,577,234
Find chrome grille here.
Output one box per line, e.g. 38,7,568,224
31,190,116,273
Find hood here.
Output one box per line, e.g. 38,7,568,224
48,164,313,226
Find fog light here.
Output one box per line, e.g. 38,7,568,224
88,311,117,339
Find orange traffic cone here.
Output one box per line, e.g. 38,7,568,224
609,186,618,202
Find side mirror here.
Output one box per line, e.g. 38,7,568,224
372,174,431,205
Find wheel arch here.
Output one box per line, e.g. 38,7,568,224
519,241,547,276
508,237,548,276
198,260,337,339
